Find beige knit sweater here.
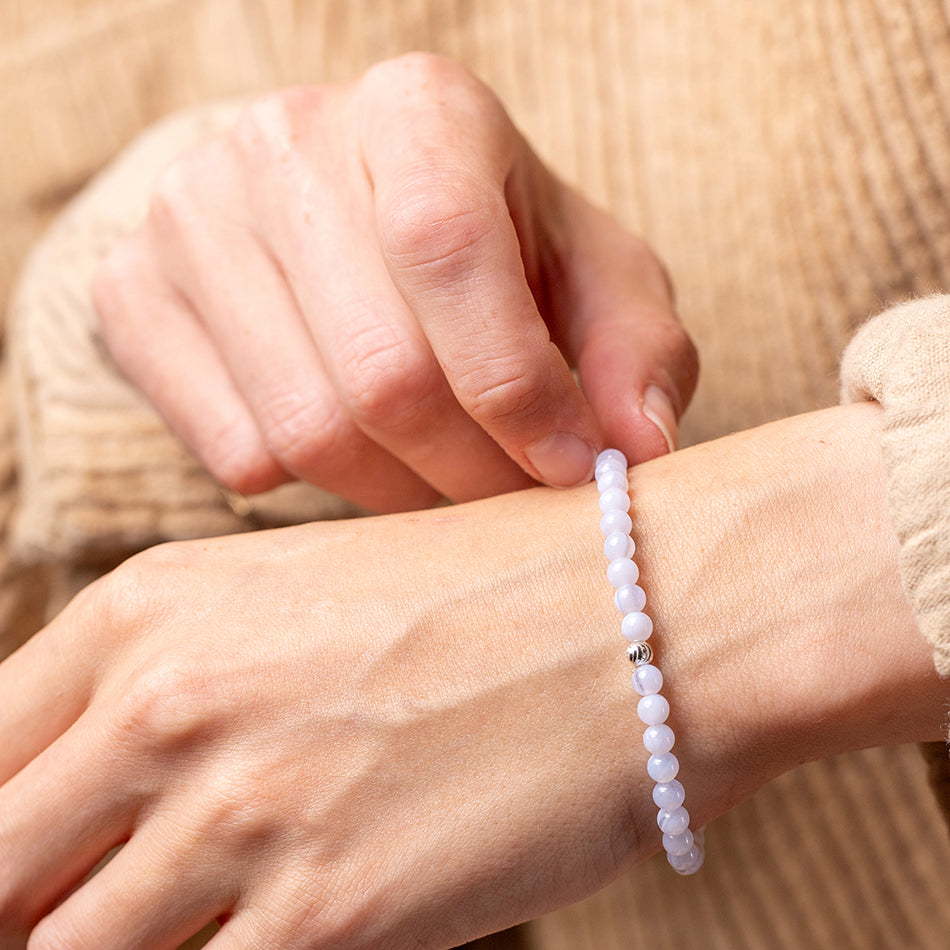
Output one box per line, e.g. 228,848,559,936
4,2,950,948
841,297,950,676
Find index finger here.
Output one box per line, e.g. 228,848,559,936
364,56,601,488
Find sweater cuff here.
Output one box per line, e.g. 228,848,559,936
840,295,950,676
8,102,365,565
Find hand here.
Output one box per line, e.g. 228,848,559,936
92,53,698,512
0,405,943,949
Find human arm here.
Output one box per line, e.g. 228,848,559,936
0,402,944,949
91,53,697,512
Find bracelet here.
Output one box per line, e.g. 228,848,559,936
595,449,704,875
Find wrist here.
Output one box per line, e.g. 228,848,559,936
624,403,947,829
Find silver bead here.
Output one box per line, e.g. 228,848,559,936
626,640,653,665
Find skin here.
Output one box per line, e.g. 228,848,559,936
91,53,698,512
0,402,944,949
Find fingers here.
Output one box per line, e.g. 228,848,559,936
125,148,443,512
232,94,533,502
0,719,137,932
0,588,107,781
281,243,534,503
96,56,697,508
28,817,229,950
363,55,601,488
558,194,700,464
94,235,288,497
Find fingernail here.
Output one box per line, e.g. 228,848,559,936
524,432,597,487
641,385,678,454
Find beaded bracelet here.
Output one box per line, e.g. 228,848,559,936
595,448,704,875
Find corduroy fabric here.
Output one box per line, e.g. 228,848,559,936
3,2,950,949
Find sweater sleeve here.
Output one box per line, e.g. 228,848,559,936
8,102,365,565
840,295,950,676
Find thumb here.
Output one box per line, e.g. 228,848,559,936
558,199,699,465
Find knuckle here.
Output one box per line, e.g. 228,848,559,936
362,51,468,97
148,156,200,234
381,183,498,279
259,392,347,474
87,545,180,633
147,140,234,235
456,356,549,427
197,769,287,854
233,86,322,163
359,53,507,149
109,655,218,753
337,329,440,431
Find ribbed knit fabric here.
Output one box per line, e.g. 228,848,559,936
841,295,950,676
4,2,950,949
9,102,365,562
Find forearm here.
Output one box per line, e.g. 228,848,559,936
387,399,945,863
611,401,946,830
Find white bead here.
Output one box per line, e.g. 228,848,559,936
652,780,685,810
598,487,630,513
607,557,639,588
594,463,626,484
637,693,670,725
657,805,690,836
647,752,680,783
594,459,626,478
603,531,634,560
600,510,633,538
631,664,663,695
621,611,653,641
643,724,675,754
596,468,627,493
668,844,704,875
596,448,627,468
614,584,646,613
663,828,695,857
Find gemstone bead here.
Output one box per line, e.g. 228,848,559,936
596,448,627,467
652,780,686,810
637,694,670,725
607,557,639,588
668,844,705,875
643,724,675,754
657,805,690,836
647,752,680,783
600,509,633,538
614,584,646,613
596,468,628,493
599,487,631,514
603,530,635,560
621,612,653,641
631,664,663,695
662,828,695,856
